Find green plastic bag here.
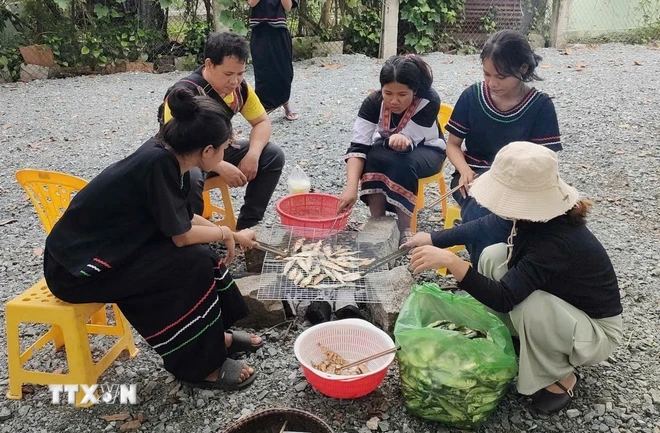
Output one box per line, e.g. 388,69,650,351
394,283,518,430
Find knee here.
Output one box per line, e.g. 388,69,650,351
261,142,285,171
511,291,553,328
477,243,508,278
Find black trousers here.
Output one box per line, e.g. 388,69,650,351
250,24,294,111
189,139,285,230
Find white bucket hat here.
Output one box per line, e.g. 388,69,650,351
469,141,580,222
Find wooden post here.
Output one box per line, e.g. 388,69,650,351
550,0,572,48
379,0,399,59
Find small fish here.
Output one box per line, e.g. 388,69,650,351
292,238,305,253
333,260,357,269
359,258,375,266
300,274,313,288
301,243,315,252
312,274,327,286
294,272,305,285
323,267,337,281
321,259,346,273
342,272,363,282
287,268,299,281
306,255,314,272
297,258,311,273
336,251,359,257
283,260,295,275
313,240,323,252
309,264,321,277
332,269,346,285
323,245,333,257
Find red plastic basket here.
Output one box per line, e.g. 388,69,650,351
294,319,396,399
276,193,351,238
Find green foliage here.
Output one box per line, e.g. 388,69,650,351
182,21,211,62
0,43,22,80
399,0,464,54
341,1,381,57
216,0,249,36
479,6,498,34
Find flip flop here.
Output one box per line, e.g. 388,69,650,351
283,104,298,121
531,372,581,414
185,358,258,391
226,330,264,356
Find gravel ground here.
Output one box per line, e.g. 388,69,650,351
1,43,659,433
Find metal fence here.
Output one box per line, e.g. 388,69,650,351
3,0,659,83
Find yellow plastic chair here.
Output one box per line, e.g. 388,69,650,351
9,170,139,407
437,204,467,276
411,103,454,233
202,176,237,231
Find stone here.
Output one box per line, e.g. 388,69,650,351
650,388,660,404
294,381,308,392
0,408,11,421
379,421,390,431
357,216,399,263
17,406,29,417
233,275,286,329
364,266,415,334
603,416,617,427
199,390,215,398
18,44,54,67
366,417,379,431
528,33,546,49
196,398,205,408
566,409,580,418
244,223,289,273
595,404,607,417
19,63,50,82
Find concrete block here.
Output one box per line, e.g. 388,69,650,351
357,216,399,265
233,274,286,329
19,63,49,82
364,266,414,335
244,224,289,274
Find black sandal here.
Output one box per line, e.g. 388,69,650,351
226,330,264,356
185,358,257,391
531,372,581,414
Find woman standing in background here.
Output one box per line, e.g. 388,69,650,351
248,0,299,120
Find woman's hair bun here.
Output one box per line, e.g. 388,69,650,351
167,87,198,120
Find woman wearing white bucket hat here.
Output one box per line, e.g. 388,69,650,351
406,141,623,413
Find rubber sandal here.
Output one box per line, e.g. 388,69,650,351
283,104,298,121
226,330,264,356
531,372,581,414
185,358,257,391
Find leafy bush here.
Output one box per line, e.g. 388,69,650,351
399,0,464,53
342,0,381,57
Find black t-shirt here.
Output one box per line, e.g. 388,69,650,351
46,138,192,277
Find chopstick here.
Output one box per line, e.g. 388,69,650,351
338,347,399,371
425,174,480,210
278,420,288,433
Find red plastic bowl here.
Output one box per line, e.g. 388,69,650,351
294,319,396,399
276,193,351,238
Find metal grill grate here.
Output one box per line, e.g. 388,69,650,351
256,224,392,304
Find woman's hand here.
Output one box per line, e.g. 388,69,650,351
458,169,476,198
337,186,358,214
234,229,258,250
402,232,432,249
220,226,236,265
388,134,412,152
410,245,456,274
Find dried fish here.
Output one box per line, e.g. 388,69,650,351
342,272,363,282
322,245,333,257
293,238,305,253
320,259,345,273
306,255,314,273
333,260,357,269
300,274,313,288
332,269,346,285
294,272,305,285
287,268,299,281
313,240,323,252
323,267,337,281
311,344,370,376
283,260,295,275
309,264,321,277
297,258,311,273
336,251,359,257
359,258,375,267
312,274,327,286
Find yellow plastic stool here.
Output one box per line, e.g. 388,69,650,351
11,169,139,406
437,204,467,276
202,176,237,231
5,279,139,407
411,103,454,233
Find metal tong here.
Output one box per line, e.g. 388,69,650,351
358,246,411,277
255,241,289,258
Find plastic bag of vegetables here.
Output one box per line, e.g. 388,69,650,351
394,283,518,430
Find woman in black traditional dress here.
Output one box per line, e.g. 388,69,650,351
337,55,446,244
44,88,262,390
248,0,299,120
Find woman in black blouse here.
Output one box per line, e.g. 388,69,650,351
248,0,299,120
44,88,262,391
405,141,623,414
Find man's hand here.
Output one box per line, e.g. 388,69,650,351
388,134,412,152
218,161,248,187
238,151,260,182
402,232,432,249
